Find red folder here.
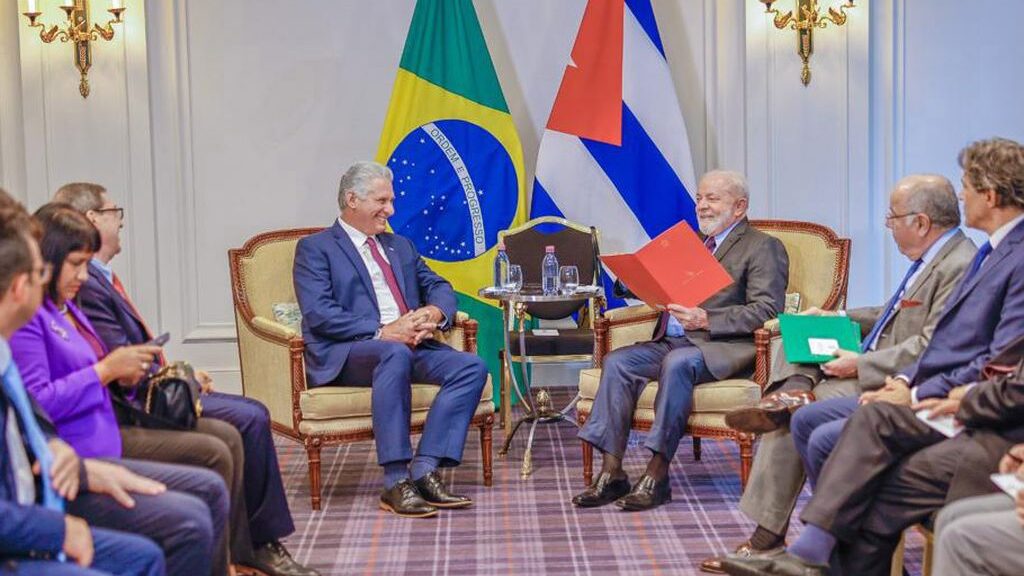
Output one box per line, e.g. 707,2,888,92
600,220,734,308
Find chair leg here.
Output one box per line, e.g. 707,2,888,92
692,436,702,461
480,416,494,487
890,531,906,576
738,433,754,492
305,437,323,511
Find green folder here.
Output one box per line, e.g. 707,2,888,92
777,314,863,364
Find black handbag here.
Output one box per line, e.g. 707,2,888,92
113,361,203,430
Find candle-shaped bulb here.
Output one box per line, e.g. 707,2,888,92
112,0,123,8
27,0,37,13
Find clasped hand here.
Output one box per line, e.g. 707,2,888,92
380,306,442,346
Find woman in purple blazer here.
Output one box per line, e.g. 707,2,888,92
10,209,159,458
9,204,229,575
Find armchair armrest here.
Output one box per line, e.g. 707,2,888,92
594,304,661,368
252,316,301,341
234,312,307,435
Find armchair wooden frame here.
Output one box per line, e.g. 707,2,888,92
229,228,494,510
577,219,850,490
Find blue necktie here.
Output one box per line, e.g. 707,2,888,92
1,363,64,512
861,259,923,352
961,241,993,285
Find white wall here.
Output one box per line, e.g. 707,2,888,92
2,0,1022,393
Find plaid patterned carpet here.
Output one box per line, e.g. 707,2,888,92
272,403,925,575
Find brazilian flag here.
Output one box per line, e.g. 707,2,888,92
376,0,527,405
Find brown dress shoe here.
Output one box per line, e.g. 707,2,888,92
379,479,438,518
413,471,473,509
725,390,816,433
700,540,786,574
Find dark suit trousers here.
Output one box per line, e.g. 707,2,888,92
202,392,294,546
118,418,243,570
335,340,488,466
798,402,958,575
578,336,713,461
69,458,228,576
0,526,164,576
790,396,858,489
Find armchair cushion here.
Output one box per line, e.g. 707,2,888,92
272,302,302,333
577,368,760,414
298,376,494,427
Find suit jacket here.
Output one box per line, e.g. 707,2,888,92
294,221,458,386
626,218,789,380
78,262,151,351
940,333,1024,502
903,219,1024,399
0,339,66,559
8,299,121,459
847,230,976,389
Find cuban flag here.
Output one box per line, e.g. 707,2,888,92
530,0,698,308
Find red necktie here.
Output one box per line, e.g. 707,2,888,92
653,234,718,339
112,273,167,365
365,238,410,315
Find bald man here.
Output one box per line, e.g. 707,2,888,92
701,175,976,573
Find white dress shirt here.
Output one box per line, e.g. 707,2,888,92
338,217,401,325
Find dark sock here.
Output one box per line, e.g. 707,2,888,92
600,452,626,479
644,452,670,481
787,524,836,565
410,455,441,481
383,461,410,489
777,374,815,393
750,525,786,550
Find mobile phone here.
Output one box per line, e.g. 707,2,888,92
146,332,170,347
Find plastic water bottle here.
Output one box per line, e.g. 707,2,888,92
493,242,510,289
542,245,559,295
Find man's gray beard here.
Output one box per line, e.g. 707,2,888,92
698,214,729,236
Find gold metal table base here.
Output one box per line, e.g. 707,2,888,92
499,389,581,478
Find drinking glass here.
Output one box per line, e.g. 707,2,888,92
559,265,579,294
505,265,524,292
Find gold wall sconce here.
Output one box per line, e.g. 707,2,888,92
21,0,127,98
758,0,856,86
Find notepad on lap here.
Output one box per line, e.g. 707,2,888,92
990,473,1024,498
915,409,964,438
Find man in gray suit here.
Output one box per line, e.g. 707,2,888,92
933,443,1024,576
573,170,789,512
700,175,975,572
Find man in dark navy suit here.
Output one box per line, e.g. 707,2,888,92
55,182,317,576
293,161,488,519
722,137,1024,576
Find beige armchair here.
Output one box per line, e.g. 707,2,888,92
576,220,850,489
229,228,495,510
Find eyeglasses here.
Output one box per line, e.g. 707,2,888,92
32,263,53,285
884,211,921,222
94,207,125,220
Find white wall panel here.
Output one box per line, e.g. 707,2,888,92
3,0,1022,392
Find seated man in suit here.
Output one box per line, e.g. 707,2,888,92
0,189,185,576
722,136,1024,576
700,175,975,572
932,442,1024,576
53,182,317,576
294,160,488,519
573,170,789,512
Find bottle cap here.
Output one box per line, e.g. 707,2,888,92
545,245,555,253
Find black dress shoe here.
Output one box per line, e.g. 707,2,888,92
721,551,828,576
379,479,438,518
571,472,631,508
614,474,671,511
247,541,322,576
413,471,473,508
699,540,785,574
